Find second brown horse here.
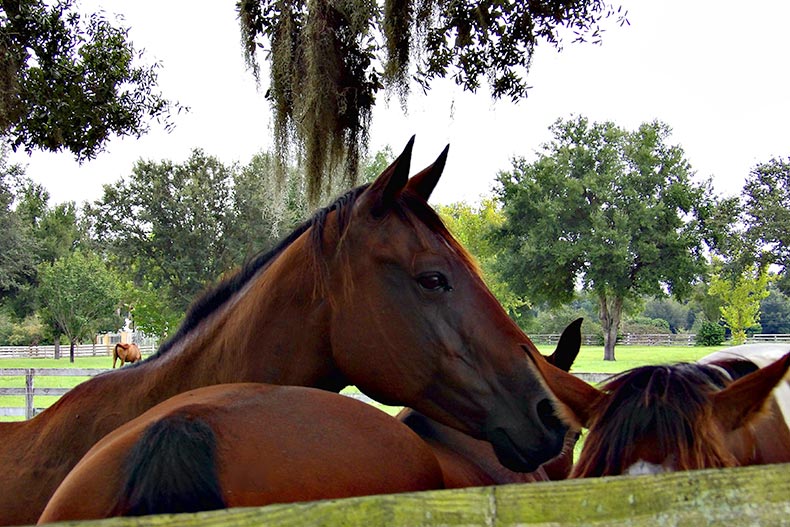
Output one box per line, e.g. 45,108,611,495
112,343,141,368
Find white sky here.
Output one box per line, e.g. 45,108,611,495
9,0,790,207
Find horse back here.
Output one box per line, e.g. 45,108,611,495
212,386,444,507
39,384,444,523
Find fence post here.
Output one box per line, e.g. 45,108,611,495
25,369,34,420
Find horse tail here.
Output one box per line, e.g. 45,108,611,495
114,413,226,516
112,343,121,368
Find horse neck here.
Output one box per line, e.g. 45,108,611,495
141,232,346,400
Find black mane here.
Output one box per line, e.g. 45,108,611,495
149,184,370,359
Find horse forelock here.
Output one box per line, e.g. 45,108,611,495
573,363,736,477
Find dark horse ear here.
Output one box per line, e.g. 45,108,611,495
544,318,583,372
361,136,414,217
712,351,790,432
406,144,449,201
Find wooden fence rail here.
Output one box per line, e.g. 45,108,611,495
0,369,609,420
37,462,789,526
0,368,107,419
0,344,157,359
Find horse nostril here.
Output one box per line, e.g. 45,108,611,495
536,398,564,433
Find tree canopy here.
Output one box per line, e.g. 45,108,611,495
742,157,790,287
709,262,771,345
0,0,183,160
37,250,123,361
236,0,626,202
493,116,723,359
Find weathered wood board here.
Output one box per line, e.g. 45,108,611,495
41,463,790,527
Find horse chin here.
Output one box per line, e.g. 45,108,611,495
486,426,563,473
624,459,670,476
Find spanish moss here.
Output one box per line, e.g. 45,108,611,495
236,0,624,204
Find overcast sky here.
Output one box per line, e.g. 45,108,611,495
9,0,790,207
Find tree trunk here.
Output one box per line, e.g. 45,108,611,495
69,339,76,363
54,336,61,360
598,293,623,361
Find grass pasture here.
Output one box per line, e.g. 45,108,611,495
0,344,725,422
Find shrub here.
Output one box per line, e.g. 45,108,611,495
696,321,725,346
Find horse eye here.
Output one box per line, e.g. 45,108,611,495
417,272,451,292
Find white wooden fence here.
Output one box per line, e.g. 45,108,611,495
0,368,609,420
0,343,157,359
0,368,105,419
530,333,790,346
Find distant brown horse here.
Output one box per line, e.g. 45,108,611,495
112,343,141,368
0,138,591,525
397,318,585,488
565,345,790,477
39,384,445,523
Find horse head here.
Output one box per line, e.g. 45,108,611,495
324,138,590,471
567,351,790,477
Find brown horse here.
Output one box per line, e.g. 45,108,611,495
565,344,790,477
39,383,446,523
397,318,585,488
0,138,590,525
112,343,142,368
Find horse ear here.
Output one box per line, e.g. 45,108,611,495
406,144,449,201
544,318,583,372
361,136,414,217
712,352,790,432
522,343,601,429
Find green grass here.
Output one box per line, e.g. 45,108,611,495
556,344,729,375
1,346,727,421
0,355,137,421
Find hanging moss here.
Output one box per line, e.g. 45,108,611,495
237,0,624,204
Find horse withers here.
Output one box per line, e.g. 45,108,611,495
112,343,141,368
555,344,790,477
0,138,590,525
38,384,444,523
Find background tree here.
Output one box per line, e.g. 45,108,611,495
641,297,692,333
0,0,183,160
709,262,771,345
437,198,527,320
0,147,35,303
494,116,723,360
758,284,790,334
37,251,123,362
124,282,181,343
236,0,627,202
86,149,239,313
742,157,790,292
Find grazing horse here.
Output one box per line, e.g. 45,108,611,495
0,138,591,525
38,384,445,523
397,318,585,488
565,344,790,478
112,343,142,368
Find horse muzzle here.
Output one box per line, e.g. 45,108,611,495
486,398,569,472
